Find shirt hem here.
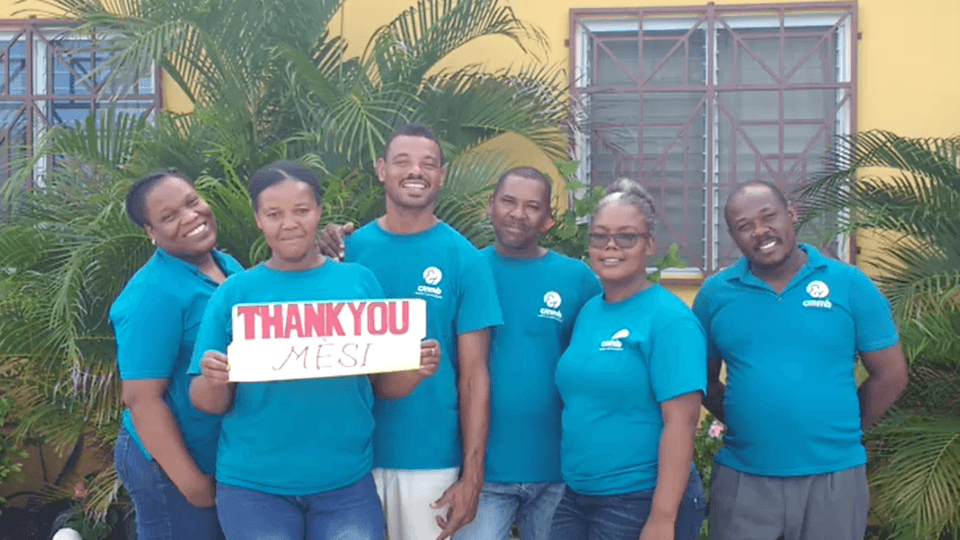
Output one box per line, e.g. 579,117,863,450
714,457,867,477
858,336,901,353
215,467,370,496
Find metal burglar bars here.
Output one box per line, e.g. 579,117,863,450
0,19,161,189
570,2,857,274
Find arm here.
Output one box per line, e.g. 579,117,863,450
639,391,703,540
432,328,491,540
702,356,726,424
858,343,908,430
189,350,236,415
316,223,354,261
123,380,215,508
370,339,441,399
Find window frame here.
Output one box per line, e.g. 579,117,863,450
569,2,858,277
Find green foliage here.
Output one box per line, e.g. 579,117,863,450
0,396,29,510
693,414,725,540
801,130,960,540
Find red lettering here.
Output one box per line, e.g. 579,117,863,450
325,303,345,336
303,304,324,337
284,304,305,338
367,302,388,335
388,301,410,335
347,302,366,336
236,306,260,340
260,305,284,339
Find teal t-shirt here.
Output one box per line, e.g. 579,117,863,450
345,220,503,469
110,248,244,476
692,244,900,477
482,247,601,484
556,285,707,495
188,261,383,495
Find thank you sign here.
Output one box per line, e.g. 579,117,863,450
227,299,426,382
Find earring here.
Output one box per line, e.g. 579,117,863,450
151,238,156,245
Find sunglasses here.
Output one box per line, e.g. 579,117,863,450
588,232,651,249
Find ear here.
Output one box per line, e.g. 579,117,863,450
645,235,658,257
253,210,266,233
538,215,556,234
143,224,157,243
376,158,387,184
438,163,447,188
787,202,799,224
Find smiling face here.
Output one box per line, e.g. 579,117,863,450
254,178,323,266
489,174,554,257
142,176,217,259
377,135,446,211
588,202,657,287
725,184,799,270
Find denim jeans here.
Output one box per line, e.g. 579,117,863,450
114,426,224,540
216,474,385,540
548,470,707,540
454,482,564,540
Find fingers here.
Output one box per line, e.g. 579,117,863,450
419,339,441,377
435,503,465,540
317,224,345,260
200,350,231,385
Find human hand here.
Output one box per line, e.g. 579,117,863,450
178,471,216,508
418,339,441,379
638,515,674,540
317,223,354,261
430,478,482,540
200,350,231,386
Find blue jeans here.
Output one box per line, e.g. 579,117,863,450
114,426,224,540
548,470,706,540
454,482,564,540
216,474,385,540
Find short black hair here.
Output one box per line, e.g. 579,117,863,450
382,123,444,165
125,169,192,228
724,181,790,226
492,167,553,208
248,161,323,211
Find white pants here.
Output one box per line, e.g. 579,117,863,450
373,467,460,540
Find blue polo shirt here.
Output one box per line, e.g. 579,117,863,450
345,220,503,470
110,248,243,475
188,261,384,495
556,285,707,495
692,244,900,477
482,247,602,484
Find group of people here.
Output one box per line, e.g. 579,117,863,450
110,123,909,540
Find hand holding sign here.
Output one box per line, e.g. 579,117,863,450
418,339,441,379
199,350,231,386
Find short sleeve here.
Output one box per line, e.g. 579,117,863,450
649,315,708,403
188,286,233,375
580,265,603,303
456,253,504,335
847,269,900,353
112,286,182,380
691,288,719,361
360,266,385,300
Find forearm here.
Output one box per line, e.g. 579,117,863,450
189,375,235,415
458,365,489,484
129,399,204,486
370,372,424,400
703,381,726,424
648,419,696,523
858,371,907,430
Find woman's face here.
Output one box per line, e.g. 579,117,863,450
254,178,323,264
142,176,218,259
588,202,657,286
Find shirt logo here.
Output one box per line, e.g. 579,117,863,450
417,266,444,299
600,329,630,351
539,291,563,322
803,280,832,309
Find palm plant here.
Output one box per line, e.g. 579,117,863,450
800,130,960,540
1,0,571,522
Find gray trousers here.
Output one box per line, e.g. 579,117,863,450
708,464,868,540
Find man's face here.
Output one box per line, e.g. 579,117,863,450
489,175,554,253
377,135,446,211
726,186,798,269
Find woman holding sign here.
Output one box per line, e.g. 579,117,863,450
189,161,440,540
111,170,243,540
549,179,707,540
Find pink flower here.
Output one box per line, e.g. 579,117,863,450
73,481,89,499
708,420,725,439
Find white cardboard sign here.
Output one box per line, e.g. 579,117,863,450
226,298,426,382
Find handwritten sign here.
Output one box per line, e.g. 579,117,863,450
227,299,426,382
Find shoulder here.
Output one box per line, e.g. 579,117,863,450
437,222,481,252
111,257,180,319
212,249,245,274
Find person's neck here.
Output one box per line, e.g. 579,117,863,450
750,244,808,291
602,272,652,304
177,250,215,269
265,247,326,272
380,202,439,235
494,242,547,260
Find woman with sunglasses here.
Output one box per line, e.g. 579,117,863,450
549,178,708,540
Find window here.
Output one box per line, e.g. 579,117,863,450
0,20,161,188
571,3,856,274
